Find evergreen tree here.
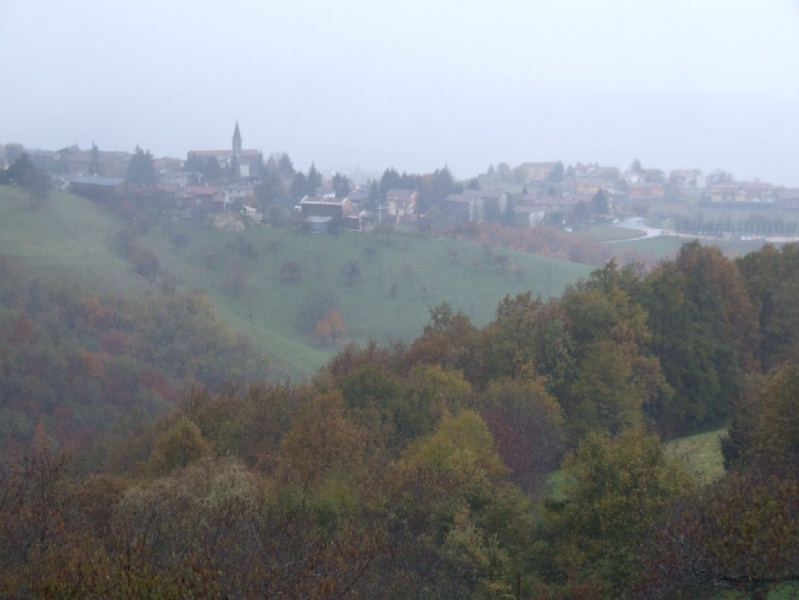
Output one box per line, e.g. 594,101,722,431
126,146,157,186
306,163,322,195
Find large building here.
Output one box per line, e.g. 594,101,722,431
186,122,261,178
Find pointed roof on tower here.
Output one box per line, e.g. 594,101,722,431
232,121,242,153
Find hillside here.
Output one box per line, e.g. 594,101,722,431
0,186,591,379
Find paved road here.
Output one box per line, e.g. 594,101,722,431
611,217,664,241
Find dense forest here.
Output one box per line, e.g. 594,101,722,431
2,241,799,598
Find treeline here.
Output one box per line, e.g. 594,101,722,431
0,256,267,455
2,241,799,598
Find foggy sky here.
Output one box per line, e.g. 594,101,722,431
2,0,799,184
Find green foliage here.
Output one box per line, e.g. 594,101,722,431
723,362,799,472
276,390,369,493
541,429,692,596
126,146,157,186
147,416,212,476
737,243,799,371
642,242,759,438
1,185,589,380
557,263,669,441
388,410,535,596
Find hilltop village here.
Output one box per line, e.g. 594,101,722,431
4,123,799,238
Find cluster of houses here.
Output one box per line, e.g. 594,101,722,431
5,126,799,231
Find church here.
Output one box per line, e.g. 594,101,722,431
186,122,261,178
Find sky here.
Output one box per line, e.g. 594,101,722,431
2,0,799,184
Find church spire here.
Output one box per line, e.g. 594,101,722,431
232,121,242,154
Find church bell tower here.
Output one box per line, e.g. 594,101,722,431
232,121,242,155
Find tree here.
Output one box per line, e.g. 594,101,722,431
277,390,366,489
1,152,35,185
311,310,347,346
126,145,157,186
147,417,212,476
277,152,295,178
592,188,609,215
722,361,799,471
548,160,565,183
634,468,799,600
573,200,591,223
367,179,380,210
480,377,565,495
255,168,286,205
387,410,534,597
278,260,302,283
296,288,339,335
736,243,799,371
131,247,160,281
332,172,350,198
204,155,222,182
342,260,361,286
89,142,101,175
557,266,668,441
642,242,760,437
291,171,308,200
541,429,691,596
306,162,322,195
1,153,51,209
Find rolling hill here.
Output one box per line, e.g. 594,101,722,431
0,186,592,378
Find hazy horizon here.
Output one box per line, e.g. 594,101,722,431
3,1,799,184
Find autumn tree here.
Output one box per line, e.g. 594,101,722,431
480,377,565,495
386,410,535,597
147,416,212,476
276,390,368,493
311,310,347,346
540,428,692,597
722,361,799,472
634,467,799,600
407,302,483,384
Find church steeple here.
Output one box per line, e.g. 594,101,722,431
232,121,242,154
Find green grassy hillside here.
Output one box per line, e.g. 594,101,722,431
149,219,591,378
0,186,154,295
0,186,591,379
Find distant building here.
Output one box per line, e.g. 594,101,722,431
517,162,558,183
69,175,127,201
384,189,417,222
299,195,355,232
628,182,664,200
442,189,508,223
187,122,261,178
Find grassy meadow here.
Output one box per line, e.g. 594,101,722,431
0,186,154,295
0,186,592,379
664,428,726,484
150,218,591,378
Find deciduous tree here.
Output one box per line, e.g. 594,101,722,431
541,429,691,596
